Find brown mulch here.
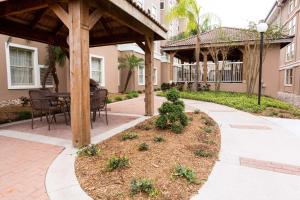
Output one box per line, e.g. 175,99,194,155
0,105,31,124
75,113,221,200
260,107,300,119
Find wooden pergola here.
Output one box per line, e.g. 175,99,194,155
0,0,167,147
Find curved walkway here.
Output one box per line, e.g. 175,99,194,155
183,99,300,200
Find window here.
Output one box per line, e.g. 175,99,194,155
39,65,53,86
137,0,144,8
285,68,293,85
286,43,295,61
289,0,297,13
153,68,158,85
151,5,157,19
90,55,105,86
5,43,40,89
160,0,165,10
288,17,296,35
138,65,145,85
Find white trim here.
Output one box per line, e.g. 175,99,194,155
5,42,40,90
284,68,293,86
117,44,162,60
90,54,105,87
279,60,300,70
138,64,145,86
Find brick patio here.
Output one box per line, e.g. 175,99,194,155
0,136,63,200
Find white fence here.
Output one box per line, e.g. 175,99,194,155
173,62,243,83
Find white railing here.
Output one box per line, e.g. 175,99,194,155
173,62,243,83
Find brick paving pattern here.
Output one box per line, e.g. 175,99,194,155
240,157,300,176
0,136,64,200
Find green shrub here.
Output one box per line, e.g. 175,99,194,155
77,144,100,157
106,98,113,104
122,132,138,141
156,89,188,134
153,136,164,143
203,127,213,133
194,149,213,158
18,111,31,120
161,83,171,91
174,164,198,184
194,109,201,114
138,143,149,151
130,178,159,197
107,156,129,171
115,96,123,101
126,94,134,99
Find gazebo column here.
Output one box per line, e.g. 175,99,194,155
169,51,176,82
145,36,154,116
202,51,208,84
69,0,91,146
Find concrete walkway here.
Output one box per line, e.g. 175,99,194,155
183,99,300,200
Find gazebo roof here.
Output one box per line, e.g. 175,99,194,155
162,27,293,51
0,0,167,47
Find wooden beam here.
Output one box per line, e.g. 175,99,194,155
88,8,102,30
0,0,55,17
53,21,64,36
90,33,144,47
30,8,48,29
100,18,113,35
0,18,68,47
69,0,91,147
136,41,145,51
144,35,154,116
50,3,71,29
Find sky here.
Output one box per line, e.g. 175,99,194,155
198,0,276,28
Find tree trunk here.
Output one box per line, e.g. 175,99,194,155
41,66,52,89
51,66,59,92
193,33,201,91
123,69,132,93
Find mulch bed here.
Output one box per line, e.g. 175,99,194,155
75,112,221,200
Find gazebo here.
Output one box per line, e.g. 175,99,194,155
0,0,167,147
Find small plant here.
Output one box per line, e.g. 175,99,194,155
138,124,153,131
171,122,184,134
153,136,164,143
126,93,134,99
122,132,138,141
18,111,31,120
194,109,201,114
106,98,113,104
194,149,213,158
77,144,100,157
19,96,30,106
203,140,216,145
130,178,159,197
202,116,215,126
138,143,149,151
115,96,123,101
174,164,198,184
203,127,213,133
107,156,129,171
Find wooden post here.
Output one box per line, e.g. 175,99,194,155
69,0,91,147
145,35,154,116
169,51,175,82
202,51,208,84
181,60,184,82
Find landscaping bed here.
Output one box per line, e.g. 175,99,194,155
0,105,31,124
158,91,300,119
75,112,220,200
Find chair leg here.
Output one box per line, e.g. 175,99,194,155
31,110,34,129
63,108,68,125
90,112,93,129
105,106,108,125
45,112,50,131
53,113,57,123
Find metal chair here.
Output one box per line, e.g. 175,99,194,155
90,88,108,128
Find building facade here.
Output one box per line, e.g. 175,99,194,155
266,0,300,107
0,0,185,102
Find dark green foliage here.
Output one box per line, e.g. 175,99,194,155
126,91,139,99
174,164,198,184
156,89,188,134
77,144,100,157
153,136,164,143
106,98,113,104
130,178,159,197
107,156,129,171
122,132,138,141
194,149,213,158
115,96,123,101
18,111,31,120
138,143,149,151
161,83,171,91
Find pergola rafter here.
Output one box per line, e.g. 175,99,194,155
0,0,167,147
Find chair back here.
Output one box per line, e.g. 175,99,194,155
90,88,108,110
29,90,50,110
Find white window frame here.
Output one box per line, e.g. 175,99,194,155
286,43,295,61
39,64,54,87
138,65,145,86
153,67,158,85
284,68,293,86
151,4,157,19
289,0,297,13
288,17,296,35
90,54,105,87
5,42,40,90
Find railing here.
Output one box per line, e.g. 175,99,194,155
173,62,243,83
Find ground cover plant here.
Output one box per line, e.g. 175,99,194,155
158,91,300,119
75,110,220,200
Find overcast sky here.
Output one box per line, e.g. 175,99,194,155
198,0,276,28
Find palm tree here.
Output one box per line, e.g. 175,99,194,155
167,0,201,90
199,13,222,33
42,45,67,92
118,54,144,93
